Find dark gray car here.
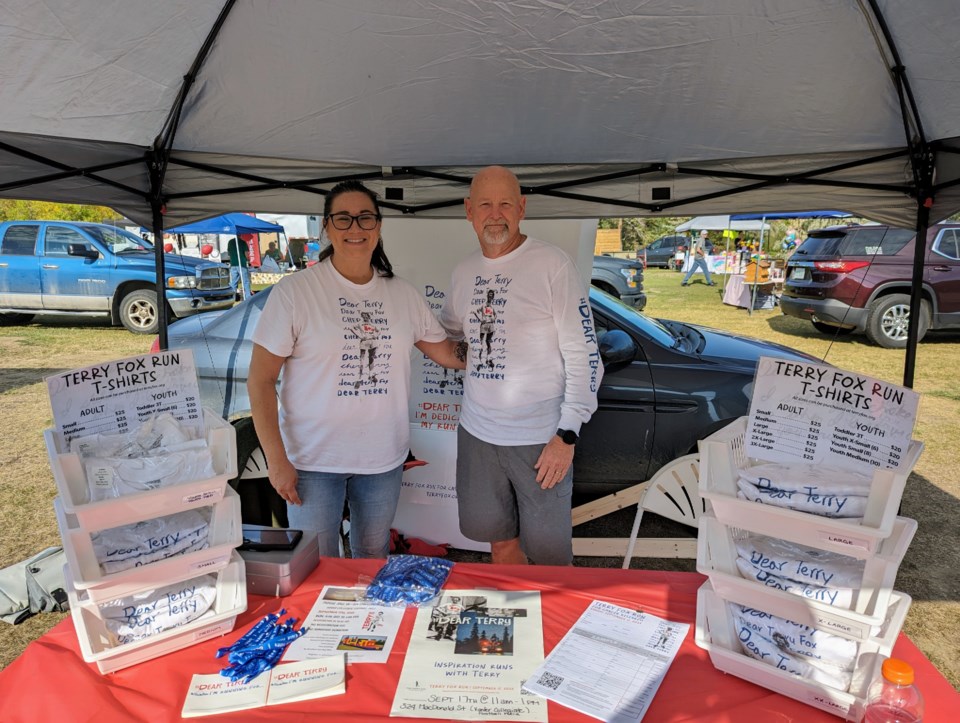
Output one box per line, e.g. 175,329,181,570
161,284,816,510
639,234,713,270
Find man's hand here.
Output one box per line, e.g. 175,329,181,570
534,436,575,489
268,456,301,506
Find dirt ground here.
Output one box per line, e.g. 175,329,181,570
0,302,957,693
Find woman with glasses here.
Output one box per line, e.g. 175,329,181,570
248,180,466,558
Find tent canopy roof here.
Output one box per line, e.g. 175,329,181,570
2,1,960,228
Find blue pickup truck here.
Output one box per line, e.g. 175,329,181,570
0,221,234,334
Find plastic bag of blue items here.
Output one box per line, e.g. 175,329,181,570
364,555,454,607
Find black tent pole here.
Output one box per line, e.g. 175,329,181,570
148,150,168,351
903,168,933,388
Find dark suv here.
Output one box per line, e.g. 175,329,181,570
780,223,960,348
639,234,713,270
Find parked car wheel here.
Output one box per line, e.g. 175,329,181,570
119,289,160,334
811,320,854,336
864,294,930,349
592,280,618,297
0,312,34,326
229,416,287,527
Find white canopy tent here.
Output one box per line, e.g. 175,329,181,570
2,0,959,382
675,216,770,232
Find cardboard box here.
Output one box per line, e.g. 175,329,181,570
238,528,319,597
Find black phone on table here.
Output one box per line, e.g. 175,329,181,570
239,527,303,551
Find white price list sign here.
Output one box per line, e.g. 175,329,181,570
46,349,204,448
746,357,919,472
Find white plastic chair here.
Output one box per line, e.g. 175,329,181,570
622,454,704,568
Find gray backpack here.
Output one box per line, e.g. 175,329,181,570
0,547,68,624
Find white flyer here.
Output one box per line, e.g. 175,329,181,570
746,356,919,472
46,349,204,448
282,586,404,664
522,600,688,723
391,590,547,721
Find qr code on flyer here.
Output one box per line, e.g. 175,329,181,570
536,671,564,690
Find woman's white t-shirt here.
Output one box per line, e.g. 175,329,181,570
253,260,446,473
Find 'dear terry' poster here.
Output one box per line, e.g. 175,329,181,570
391,590,546,721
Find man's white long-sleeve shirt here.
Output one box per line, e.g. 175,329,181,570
440,237,602,446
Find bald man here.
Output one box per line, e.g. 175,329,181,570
440,166,602,565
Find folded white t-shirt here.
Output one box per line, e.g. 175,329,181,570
734,534,865,590
85,448,216,501
733,604,859,671
740,462,873,496
736,557,854,609
92,508,211,574
733,610,853,691
72,412,203,459
100,574,217,645
737,479,867,518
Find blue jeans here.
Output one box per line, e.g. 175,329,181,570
230,265,251,299
683,256,713,285
286,465,404,558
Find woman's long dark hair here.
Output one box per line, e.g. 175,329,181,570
318,180,393,278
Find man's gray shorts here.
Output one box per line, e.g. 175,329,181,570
456,426,573,566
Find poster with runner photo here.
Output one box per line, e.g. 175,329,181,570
391,590,546,721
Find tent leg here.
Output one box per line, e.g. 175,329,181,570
148,152,168,350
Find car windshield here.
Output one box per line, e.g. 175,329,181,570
82,225,153,254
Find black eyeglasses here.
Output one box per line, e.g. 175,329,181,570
327,213,381,231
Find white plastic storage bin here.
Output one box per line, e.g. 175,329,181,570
55,485,241,603
67,550,247,674
698,416,923,559
45,408,237,530
697,512,915,641
696,580,909,720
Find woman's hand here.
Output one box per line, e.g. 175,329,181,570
269,455,301,506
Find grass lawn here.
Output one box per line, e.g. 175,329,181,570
0,270,957,690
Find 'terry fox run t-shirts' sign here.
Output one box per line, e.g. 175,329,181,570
746,356,919,473
45,350,204,448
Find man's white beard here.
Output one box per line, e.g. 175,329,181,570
482,224,510,246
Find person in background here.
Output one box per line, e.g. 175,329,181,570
227,235,252,299
264,241,283,264
681,229,715,286
248,180,466,559
440,165,602,566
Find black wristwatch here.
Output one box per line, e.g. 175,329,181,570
556,428,578,445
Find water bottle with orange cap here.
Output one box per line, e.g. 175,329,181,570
861,658,924,722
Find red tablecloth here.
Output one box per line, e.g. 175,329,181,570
0,559,956,722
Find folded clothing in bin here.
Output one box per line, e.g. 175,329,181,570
737,461,872,518
731,603,855,691
99,573,217,645
71,412,203,458
71,412,214,502
734,533,865,609
84,448,215,502
92,508,211,574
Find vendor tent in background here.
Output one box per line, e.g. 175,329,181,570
729,211,856,312
2,0,959,383
162,213,286,266
675,216,770,233
164,213,284,237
